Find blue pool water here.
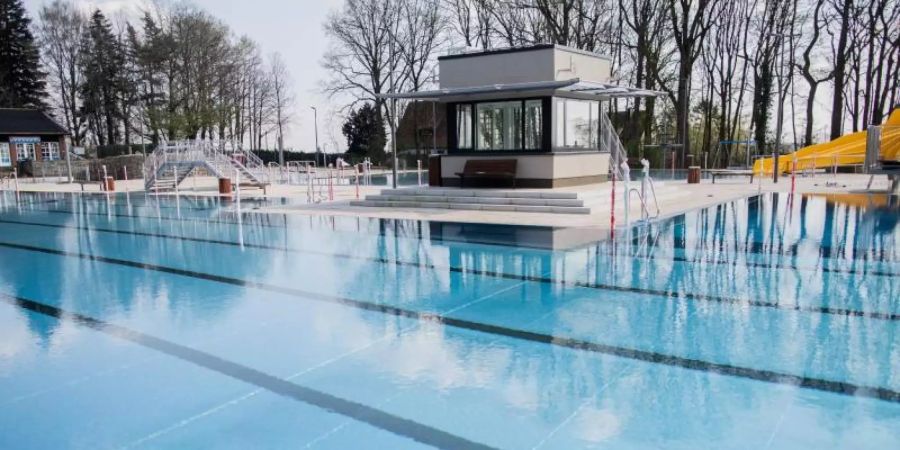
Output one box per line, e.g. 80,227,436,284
0,191,898,449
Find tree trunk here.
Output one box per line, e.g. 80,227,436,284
804,82,819,146
830,0,853,139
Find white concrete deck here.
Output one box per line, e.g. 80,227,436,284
4,173,893,233
260,173,893,231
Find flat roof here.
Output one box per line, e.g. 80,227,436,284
377,78,665,101
438,43,613,62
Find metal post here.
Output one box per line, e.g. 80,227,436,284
236,168,243,249
173,165,179,198
791,160,796,194
758,158,763,192
307,165,313,203
328,168,334,201
391,98,398,189
641,173,647,221
235,169,241,207
311,106,320,167
102,165,108,192
278,134,284,168
773,150,780,183
431,101,437,155
13,169,19,203
828,155,838,187
623,168,630,227
610,171,616,235
65,140,73,183
671,150,675,179
417,160,422,186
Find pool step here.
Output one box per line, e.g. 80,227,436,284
378,188,579,200
368,194,584,207
351,187,590,214
350,199,590,214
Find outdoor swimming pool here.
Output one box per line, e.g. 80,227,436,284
0,191,897,449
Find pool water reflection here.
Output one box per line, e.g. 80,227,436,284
0,191,897,449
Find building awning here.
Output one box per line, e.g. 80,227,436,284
377,78,665,101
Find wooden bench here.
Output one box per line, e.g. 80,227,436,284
706,169,755,184
455,159,517,188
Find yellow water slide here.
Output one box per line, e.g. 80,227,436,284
753,107,900,175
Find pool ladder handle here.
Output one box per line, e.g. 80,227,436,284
627,175,660,223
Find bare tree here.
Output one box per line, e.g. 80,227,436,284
663,0,721,166
619,0,670,147
827,0,854,139
856,0,899,125
392,0,445,160
443,0,495,49
37,0,88,145
530,0,606,51
269,52,295,164
701,0,752,165
795,0,834,145
323,0,401,109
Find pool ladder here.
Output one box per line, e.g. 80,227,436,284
628,169,660,223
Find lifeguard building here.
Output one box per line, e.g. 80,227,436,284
382,44,662,188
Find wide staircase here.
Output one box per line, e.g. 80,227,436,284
351,187,591,214
143,140,268,192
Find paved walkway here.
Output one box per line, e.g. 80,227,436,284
260,173,893,229
4,173,893,233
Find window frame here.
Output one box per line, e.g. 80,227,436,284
0,143,10,167
15,143,36,161
41,141,60,161
456,104,474,150
554,97,602,152
475,100,523,151
449,97,549,154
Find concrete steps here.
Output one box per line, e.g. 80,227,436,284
350,187,590,214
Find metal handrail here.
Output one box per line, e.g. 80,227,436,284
642,174,661,218
627,188,654,222
600,112,628,182
142,140,268,190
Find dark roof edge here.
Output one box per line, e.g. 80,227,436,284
40,110,69,135
438,44,612,62
0,108,69,135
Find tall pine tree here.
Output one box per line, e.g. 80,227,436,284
81,9,123,146
0,0,46,108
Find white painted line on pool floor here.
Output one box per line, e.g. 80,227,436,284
122,278,535,449
763,390,796,449
305,295,564,449
529,364,633,450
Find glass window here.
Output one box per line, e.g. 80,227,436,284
41,142,60,160
0,144,10,167
556,98,600,149
15,143,36,160
524,100,543,150
476,101,522,150
456,104,473,149
555,98,566,147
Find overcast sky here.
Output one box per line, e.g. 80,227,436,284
23,0,347,152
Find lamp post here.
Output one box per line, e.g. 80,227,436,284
310,106,320,167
